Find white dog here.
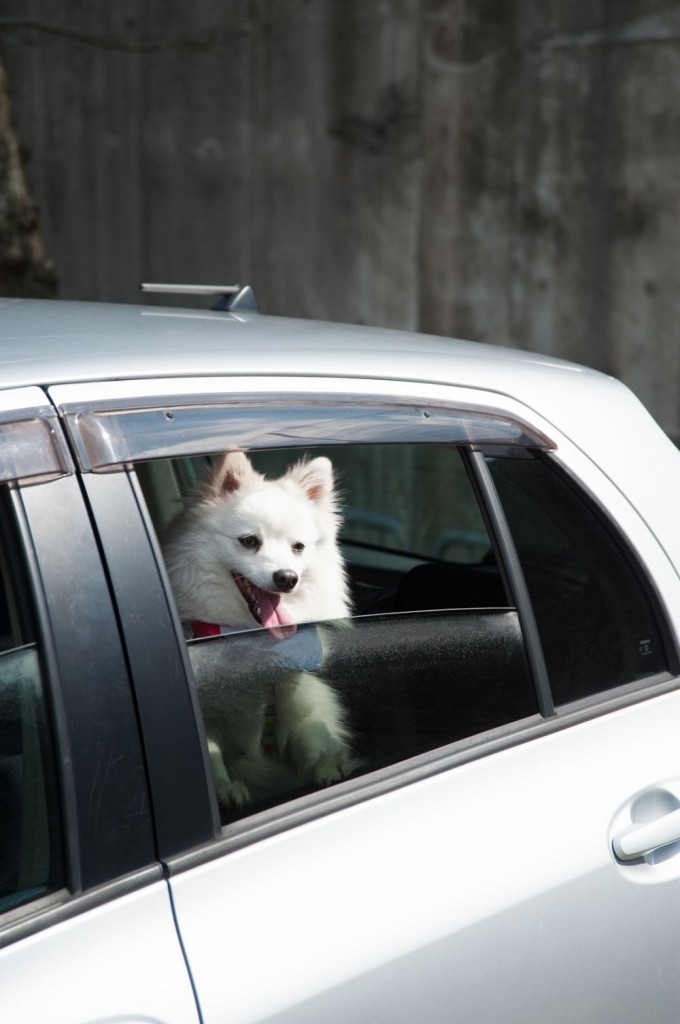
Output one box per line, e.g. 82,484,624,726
162,450,355,808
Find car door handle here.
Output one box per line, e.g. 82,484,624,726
612,806,680,861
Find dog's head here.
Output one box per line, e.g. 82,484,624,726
164,451,349,631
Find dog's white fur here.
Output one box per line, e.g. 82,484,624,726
163,451,355,807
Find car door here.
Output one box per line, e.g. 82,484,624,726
53,374,680,1023
0,388,200,1024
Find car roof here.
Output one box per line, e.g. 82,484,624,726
0,297,587,393
3,298,680,580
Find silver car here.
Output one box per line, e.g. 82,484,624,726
1,293,680,1022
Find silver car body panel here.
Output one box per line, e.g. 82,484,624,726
1,300,680,1021
169,690,680,1023
0,299,585,389
0,881,200,1022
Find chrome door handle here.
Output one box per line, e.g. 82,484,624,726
612,806,680,862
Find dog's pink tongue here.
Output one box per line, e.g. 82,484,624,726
257,588,297,639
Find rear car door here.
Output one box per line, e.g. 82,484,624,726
53,374,680,1023
0,387,200,1024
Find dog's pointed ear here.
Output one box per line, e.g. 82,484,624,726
285,457,336,507
207,451,258,497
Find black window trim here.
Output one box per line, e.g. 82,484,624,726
79,469,220,859
0,475,165,946
8,474,157,896
464,448,555,718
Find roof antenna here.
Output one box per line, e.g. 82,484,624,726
140,283,258,313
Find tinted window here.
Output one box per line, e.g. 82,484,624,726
188,608,534,822
486,452,668,704
0,506,63,913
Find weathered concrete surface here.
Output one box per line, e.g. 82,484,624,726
420,1,680,436
0,59,56,296
2,1,679,436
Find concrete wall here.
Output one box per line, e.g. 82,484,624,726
2,1,679,436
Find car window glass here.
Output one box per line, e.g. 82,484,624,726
139,444,538,826
485,451,669,704
0,506,64,914
187,610,535,823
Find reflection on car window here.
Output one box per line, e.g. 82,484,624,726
187,611,536,822
0,512,63,914
486,452,669,704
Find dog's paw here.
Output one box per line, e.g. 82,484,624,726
285,716,360,788
215,777,251,808
309,746,359,787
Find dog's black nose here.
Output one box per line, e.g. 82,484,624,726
273,569,298,593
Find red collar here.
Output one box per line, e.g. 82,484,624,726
190,621,221,638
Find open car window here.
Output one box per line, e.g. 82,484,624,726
138,442,538,825
246,444,500,609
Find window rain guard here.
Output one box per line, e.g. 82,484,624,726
0,411,73,484
61,395,554,472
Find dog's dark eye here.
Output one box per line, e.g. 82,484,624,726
239,535,261,551
291,541,305,553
